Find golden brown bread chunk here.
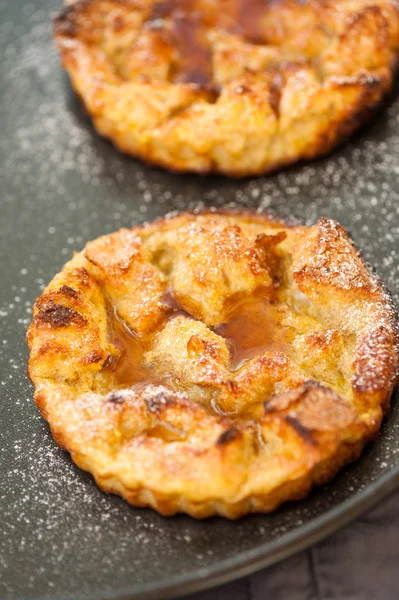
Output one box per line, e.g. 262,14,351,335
27,211,398,518
53,0,399,176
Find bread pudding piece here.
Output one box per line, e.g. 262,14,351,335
27,211,398,517
53,0,399,176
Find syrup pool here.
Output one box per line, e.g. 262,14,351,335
105,294,291,388
215,299,291,370
107,308,152,388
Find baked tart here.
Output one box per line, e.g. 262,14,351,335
54,0,399,176
27,211,398,517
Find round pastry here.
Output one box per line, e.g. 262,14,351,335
54,0,399,177
27,211,398,518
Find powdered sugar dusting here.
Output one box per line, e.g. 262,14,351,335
1,2,399,598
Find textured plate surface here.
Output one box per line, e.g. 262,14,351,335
1,2,399,599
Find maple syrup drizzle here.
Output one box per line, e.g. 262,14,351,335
147,0,273,86
236,0,270,44
214,298,291,370
172,12,213,86
104,291,192,389
106,308,153,388
104,287,291,395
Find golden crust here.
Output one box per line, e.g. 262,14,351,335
54,0,399,176
27,211,398,518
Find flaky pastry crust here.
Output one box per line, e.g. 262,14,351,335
53,0,399,176
27,212,398,518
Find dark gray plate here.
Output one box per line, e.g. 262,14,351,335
1,2,399,599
